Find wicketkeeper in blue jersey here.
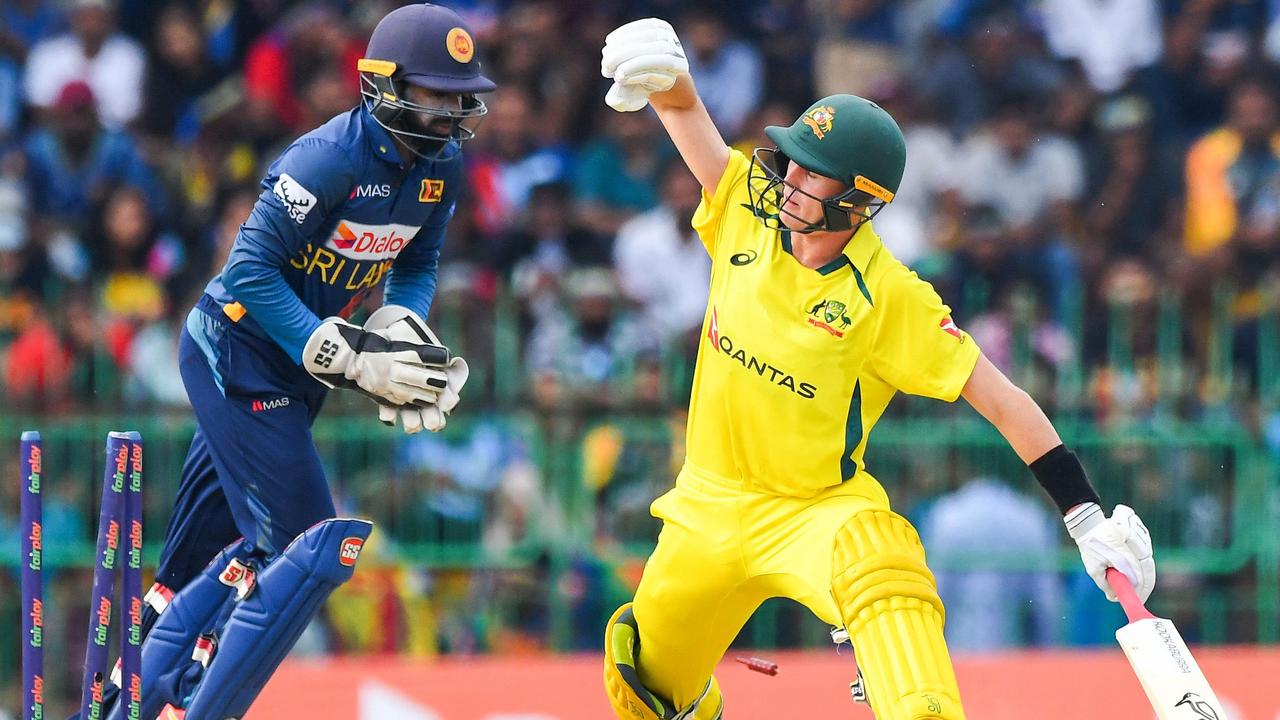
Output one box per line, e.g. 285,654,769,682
84,5,494,719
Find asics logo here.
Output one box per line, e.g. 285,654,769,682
730,250,757,266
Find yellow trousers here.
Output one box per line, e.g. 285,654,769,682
632,462,963,718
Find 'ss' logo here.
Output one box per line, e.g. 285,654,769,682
730,250,757,266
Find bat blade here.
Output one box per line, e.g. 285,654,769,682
1115,617,1227,719
1107,568,1227,720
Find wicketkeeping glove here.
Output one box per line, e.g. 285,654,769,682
601,18,688,112
364,305,469,434
302,316,449,407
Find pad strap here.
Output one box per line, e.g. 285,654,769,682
105,539,254,720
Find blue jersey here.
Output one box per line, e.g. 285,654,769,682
203,106,463,362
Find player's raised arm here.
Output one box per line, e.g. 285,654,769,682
601,18,729,194
961,351,1157,604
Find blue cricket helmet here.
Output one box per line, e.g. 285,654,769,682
359,3,495,158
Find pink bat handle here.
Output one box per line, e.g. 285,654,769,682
1106,567,1155,623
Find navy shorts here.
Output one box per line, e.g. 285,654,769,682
153,297,334,591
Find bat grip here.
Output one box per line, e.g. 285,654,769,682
1106,567,1155,623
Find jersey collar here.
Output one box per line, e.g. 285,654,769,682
779,221,882,277
360,106,409,166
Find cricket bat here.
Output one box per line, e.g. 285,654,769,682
1107,567,1227,719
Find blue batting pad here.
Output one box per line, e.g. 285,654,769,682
181,518,373,719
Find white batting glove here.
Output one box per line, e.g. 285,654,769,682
601,18,687,112
1066,503,1156,603
365,305,469,434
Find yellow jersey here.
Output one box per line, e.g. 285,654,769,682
685,149,980,497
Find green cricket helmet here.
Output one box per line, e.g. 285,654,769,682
748,94,905,233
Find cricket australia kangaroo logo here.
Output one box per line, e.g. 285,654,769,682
807,298,851,338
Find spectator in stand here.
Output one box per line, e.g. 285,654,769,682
22,0,145,129
917,10,1062,135
743,0,813,108
125,298,188,408
0,0,62,142
1162,2,1260,139
1182,75,1280,390
1183,75,1280,285
241,5,362,139
920,477,1062,651
21,81,160,232
948,93,1084,319
138,4,222,144
678,6,763,139
91,184,183,325
613,158,709,352
812,0,903,99
1079,95,1182,279
297,68,360,137
0,151,46,344
574,105,668,236
5,289,118,410
493,181,611,315
466,85,573,238
1,0,64,56
526,268,656,411
1038,0,1162,94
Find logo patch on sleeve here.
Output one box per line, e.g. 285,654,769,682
274,173,318,224
940,316,963,339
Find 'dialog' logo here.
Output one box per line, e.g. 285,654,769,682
807,298,851,338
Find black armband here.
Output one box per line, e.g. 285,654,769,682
1029,444,1101,515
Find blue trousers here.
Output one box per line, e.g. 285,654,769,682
154,298,334,592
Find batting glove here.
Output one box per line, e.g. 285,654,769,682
601,18,688,112
1066,503,1156,603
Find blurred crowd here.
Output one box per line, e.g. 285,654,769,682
7,2,1280,709
0,0,1278,419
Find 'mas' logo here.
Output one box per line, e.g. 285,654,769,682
706,306,816,399
328,221,419,260
807,299,851,337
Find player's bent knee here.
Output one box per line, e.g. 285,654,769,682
603,603,723,720
830,508,942,629
830,510,964,720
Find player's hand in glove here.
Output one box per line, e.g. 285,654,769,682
364,305,469,434
601,18,687,112
1066,502,1155,603
302,315,449,407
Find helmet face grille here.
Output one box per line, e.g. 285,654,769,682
747,147,885,234
359,73,488,161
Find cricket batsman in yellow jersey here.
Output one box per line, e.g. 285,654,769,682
596,18,1160,720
